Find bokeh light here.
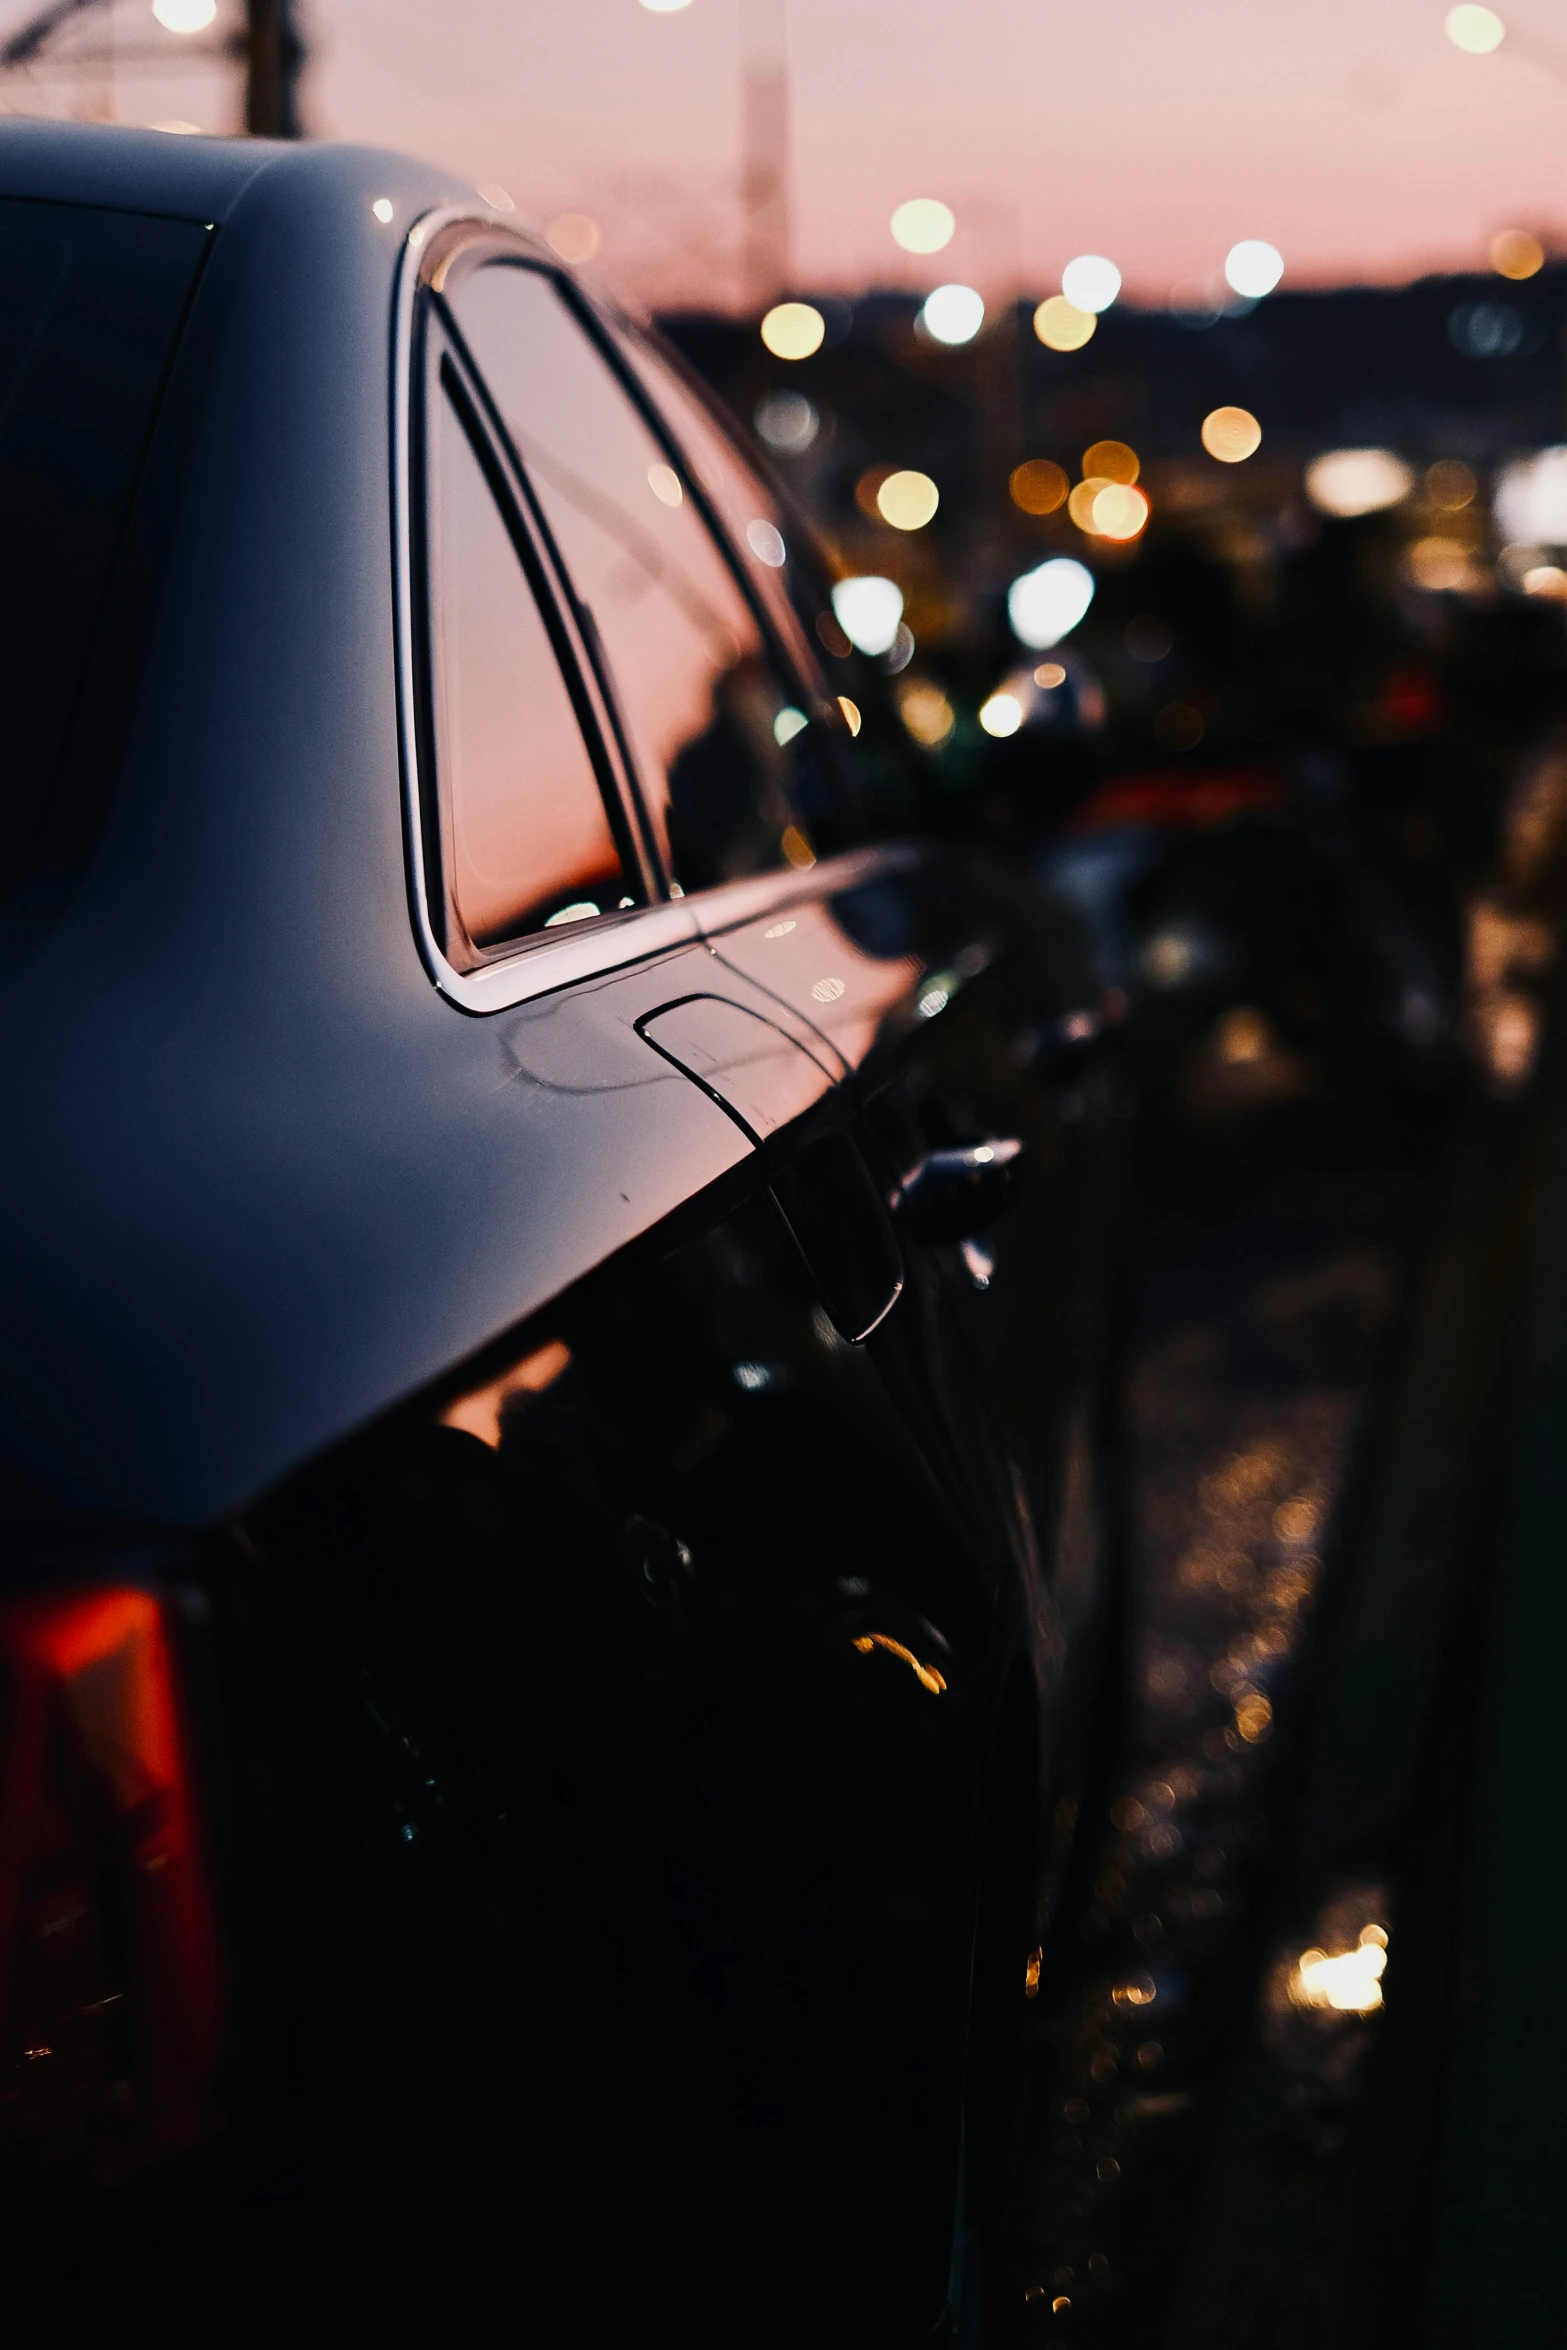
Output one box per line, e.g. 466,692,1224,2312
1061,254,1122,313
979,691,1025,738
1304,448,1414,516
1084,439,1140,484
746,519,787,566
1034,296,1097,352
1290,1925,1388,2014
831,575,904,656
545,213,601,264
1202,405,1262,462
1491,227,1544,279
646,462,683,507
1068,476,1112,531
1495,447,1567,543
151,0,215,26
876,469,940,529
754,390,818,453
1406,535,1478,591
640,0,694,11
898,679,955,746
760,302,825,360
891,198,955,255
1426,458,1478,509
1091,482,1151,540
1011,458,1070,515
1446,5,1505,52
1224,240,1284,298
920,284,985,345
1008,556,1096,649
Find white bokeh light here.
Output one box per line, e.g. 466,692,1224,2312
1061,255,1121,314
1446,5,1505,52
1007,558,1095,651
151,0,216,28
1304,449,1415,518
1224,240,1285,299
831,576,906,657
891,199,956,255
1496,448,1567,545
920,284,985,345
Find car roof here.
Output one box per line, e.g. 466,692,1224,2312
0,115,457,224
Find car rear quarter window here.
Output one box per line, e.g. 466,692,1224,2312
445,260,834,896
0,199,210,899
610,325,827,689
427,378,630,951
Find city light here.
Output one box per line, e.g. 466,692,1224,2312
1068,477,1109,532
1034,295,1096,352
1445,5,1505,52
920,284,985,345
1224,240,1284,299
831,576,904,656
1495,447,1567,544
979,691,1025,738
1084,439,1139,484
898,680,955,746
1491,227,1544,279
1061,255,1121,314
1007,557,1095,650
746,519,787,566
1091,483,1150,540
151,0,216,27
1291,1926,1388,2014
760,302,825,360
891,199,955,255
1201,405,1262,462
545,213,601,264
1010,458,1069,515
754,391,818,453
1304,448,1415,517
876,469,940,530
1426,459,1478,509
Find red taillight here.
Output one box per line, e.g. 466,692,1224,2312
0,1586,223,2210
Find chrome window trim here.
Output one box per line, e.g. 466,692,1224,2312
390,207,914,1014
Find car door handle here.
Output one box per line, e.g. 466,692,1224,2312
892,1138,1025,1245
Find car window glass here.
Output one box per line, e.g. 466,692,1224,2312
447,261,828,895
430,382,628,951
610,325,825,687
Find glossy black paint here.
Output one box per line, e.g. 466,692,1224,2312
0,124,1118,2342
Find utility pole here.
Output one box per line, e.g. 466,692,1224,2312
244,0,303,137
739,0,787,311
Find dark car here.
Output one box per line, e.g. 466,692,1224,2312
0,123,1118,2341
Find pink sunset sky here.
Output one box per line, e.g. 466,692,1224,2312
6,0,1567,309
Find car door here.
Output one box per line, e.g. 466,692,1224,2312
457,239,1115,1756
205,232,1010,2344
